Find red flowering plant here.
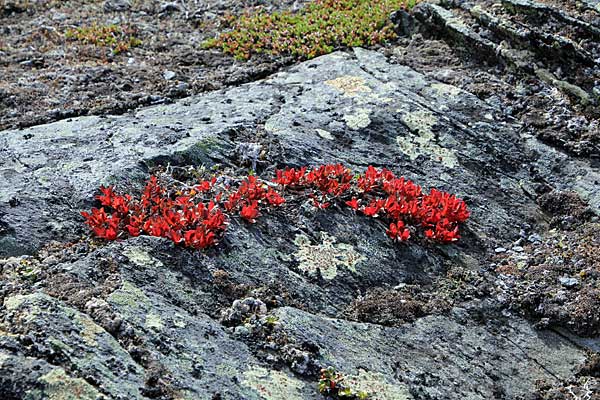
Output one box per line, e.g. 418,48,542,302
82,164,469,249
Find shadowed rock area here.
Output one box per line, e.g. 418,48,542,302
1,0,600,399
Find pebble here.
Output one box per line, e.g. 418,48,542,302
559,277,579,288
233,325,250,336
527,233,542,243
494,247,507,253
163,70,177,81
103,0,131,12
512,246,524,252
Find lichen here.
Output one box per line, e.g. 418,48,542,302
77,316,104,347
4,293,28,311
123,247,163,268
145,312,164,331
326,76,372,97
109,280,149,307
428,82,463,99
37,368,104,400
397,110,458,168
316,129,335,140
0,352,9,367
346,369,413,400
344,108,372,130
242,366,304,400
294,232,365,280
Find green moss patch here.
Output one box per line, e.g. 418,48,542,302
204,0,418,60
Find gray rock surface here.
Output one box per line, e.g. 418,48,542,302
1,16,600,400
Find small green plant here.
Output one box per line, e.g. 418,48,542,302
65,23,141,55
203,0,418,60
318,367,369,399
264,315,279,326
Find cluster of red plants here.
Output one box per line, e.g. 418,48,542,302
273,165,469,243
82,164,469,249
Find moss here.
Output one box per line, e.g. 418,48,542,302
203,0,419,60
65,23,141,55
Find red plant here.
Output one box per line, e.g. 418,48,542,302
82,165,470,249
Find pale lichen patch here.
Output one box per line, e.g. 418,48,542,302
397,110,458,168
325,76,372,97
78,316,104,347
172,313,187,328
343,108,372,130
4,293,28,311
242,366,304,400
316,128,334,140
145,312,164,331
123,247,163,268
346,370,412,400
428,82,463,99
38,368,104,400
108,280,152,327
0,352,9,367
294,232,365,280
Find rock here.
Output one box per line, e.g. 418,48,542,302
103,0,131,12
221,297,268,326
159,2,183,13
495,247,508,253
414,0,600,155
0,48,599,398
274,307,587,399
163,70,176,81
559,277,580,288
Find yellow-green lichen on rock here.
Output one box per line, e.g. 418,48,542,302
34,368,104,400
107,280,154,329
77,315,105,347
316,128,334,140
242,366,304,400
326,76,372,97
145,312,164,331
346,369,413,400
397,110,458,168
428,82,463,99
123,246,163,268
294,232,365,280
4,293,29,311
0,351,10,366
343,107,372,130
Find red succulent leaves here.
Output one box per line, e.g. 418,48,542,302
272,164,469,243
82,165,469,249
240,201,260,223
82,177,230,249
